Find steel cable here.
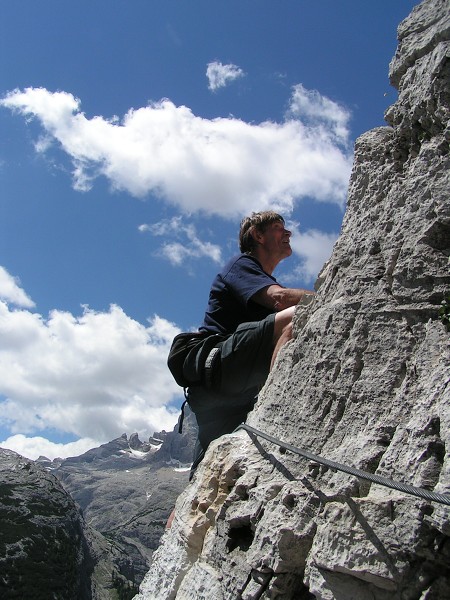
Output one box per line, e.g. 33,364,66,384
235,423,450,506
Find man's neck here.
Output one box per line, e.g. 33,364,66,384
248,249,278,275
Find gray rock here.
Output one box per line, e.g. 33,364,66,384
149,402,198,467
135,1,450,598
0,448,129,600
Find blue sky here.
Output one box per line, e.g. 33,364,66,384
0,0,417,459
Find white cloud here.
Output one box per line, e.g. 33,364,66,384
206,61,245,91
0,266,35,308
140,216,222,266
287,224,339,283
0,278,183,457
1,86,352,216
288,83,350,142
0,434,98,461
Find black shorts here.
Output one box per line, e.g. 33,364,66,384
217,312,276,395
187,312,275,415
187,313,276,473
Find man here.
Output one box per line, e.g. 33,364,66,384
184,210,314,475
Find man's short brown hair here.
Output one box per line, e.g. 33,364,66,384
239,211,285,253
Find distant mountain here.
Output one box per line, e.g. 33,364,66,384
0,404,197,598
48,405,197,585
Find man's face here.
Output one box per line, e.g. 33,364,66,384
259,221,292,259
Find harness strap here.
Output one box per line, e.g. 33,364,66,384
204,346,221,388
178,388,189,434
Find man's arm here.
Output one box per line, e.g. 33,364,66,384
252,284,315,311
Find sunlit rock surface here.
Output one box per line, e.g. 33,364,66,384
136,1,450,598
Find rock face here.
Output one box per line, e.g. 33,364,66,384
135,1,450,599
0,448,123,600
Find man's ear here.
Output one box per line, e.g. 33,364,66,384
250,226,264,244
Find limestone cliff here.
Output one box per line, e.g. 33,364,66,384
136,1,450,598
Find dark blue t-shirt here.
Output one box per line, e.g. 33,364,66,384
200,254,278,335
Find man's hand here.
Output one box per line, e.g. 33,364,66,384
252,284,315,311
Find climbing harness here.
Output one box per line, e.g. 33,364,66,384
235,423,450,506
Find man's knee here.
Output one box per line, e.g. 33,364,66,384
282,320,293,341
273,306,294,344
271,308,295,369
